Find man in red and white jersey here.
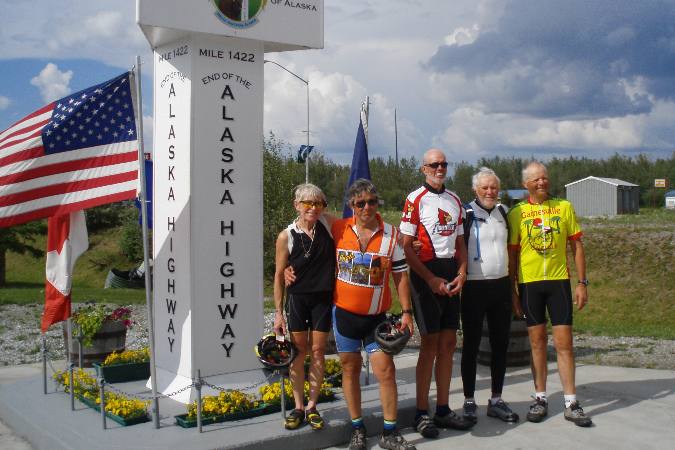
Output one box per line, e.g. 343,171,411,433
400,149,473,438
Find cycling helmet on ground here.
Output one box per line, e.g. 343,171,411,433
254,334,298,370
374,317,411,355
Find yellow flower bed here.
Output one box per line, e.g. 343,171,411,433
184,380,336,418
53,368,98,397
303,355,342,377
324,358,342,377
102,348,150,366
53,368,149,419
259,380,334,404
98,393,149,420
186,391,260,419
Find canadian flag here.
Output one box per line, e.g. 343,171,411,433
41,211,89,332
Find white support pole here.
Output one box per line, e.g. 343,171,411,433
306,81,310,184
135,55,161,428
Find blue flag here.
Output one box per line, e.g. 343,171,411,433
135,158,153,228
297,145,314,163
342,102,371,218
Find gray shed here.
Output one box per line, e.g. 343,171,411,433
565,176,640,217
666,190,675,209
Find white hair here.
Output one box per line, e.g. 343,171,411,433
293,183,326,203
522,160,547,183
472,167,500,190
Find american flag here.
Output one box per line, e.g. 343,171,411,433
0,71,140,228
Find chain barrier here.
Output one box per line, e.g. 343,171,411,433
41,330,420,432
43,344,412,398
200,369,278,394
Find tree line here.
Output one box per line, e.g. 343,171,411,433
0,133,672,286
263,135,674,277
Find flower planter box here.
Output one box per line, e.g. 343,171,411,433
92,361,150,383
174,403,271,428
63,320,127,367
77,395,150,427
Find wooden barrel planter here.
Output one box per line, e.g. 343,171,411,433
63,320,127,367
477,317,531,367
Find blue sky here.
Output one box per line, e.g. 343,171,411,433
2,0,675,165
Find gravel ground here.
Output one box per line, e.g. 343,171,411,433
1,303,674,370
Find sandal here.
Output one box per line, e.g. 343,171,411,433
284,409,305,430
306,408,324,430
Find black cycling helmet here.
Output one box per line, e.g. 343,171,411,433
254,334,298,370
374,317,411,355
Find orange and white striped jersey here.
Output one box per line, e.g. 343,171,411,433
332,214,407,316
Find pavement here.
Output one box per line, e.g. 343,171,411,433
1,351,674,450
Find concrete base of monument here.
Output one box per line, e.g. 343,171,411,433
149,366,270,404
2,353,675,450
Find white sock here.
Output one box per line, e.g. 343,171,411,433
564,394,577,408
535,391,547,402
490,396,502,405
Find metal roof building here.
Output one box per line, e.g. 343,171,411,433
565,176,640,217
666,190,675,209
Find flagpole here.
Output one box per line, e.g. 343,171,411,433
394,108,399,167
263,59,310,182
134,55,160,428
306,80,310,183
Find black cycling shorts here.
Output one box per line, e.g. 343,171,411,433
519,280,573,327
285,291,333,332
410,258,460,335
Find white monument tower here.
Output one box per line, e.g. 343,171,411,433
137,0,323,403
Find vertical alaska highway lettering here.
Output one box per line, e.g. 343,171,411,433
219,82,236,358
210,69,253,358
166,81,177,353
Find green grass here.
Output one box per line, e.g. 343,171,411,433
0,285,145,305
571,208,675,338
2,223,146,306
3,208,675,338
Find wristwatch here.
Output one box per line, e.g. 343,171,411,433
401,309,413,315
577,279,589,286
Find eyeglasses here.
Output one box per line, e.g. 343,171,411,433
299,200,327,209
353,198,379,208
424,162,449,169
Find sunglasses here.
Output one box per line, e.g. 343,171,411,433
425,162,449,169
353,198,379,208
299,200,327,209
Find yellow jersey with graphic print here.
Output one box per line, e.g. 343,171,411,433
507,197,582,283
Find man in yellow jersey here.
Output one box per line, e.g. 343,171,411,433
508,161,592,427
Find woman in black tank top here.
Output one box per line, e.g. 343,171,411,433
272,183,336,430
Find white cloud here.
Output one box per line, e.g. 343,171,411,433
3,0,673,162
0,1,147,68
264,64,367,161
263,62,425,164
444,25,480,47
435,100,675,161
30,63,73,103
0,96,9,110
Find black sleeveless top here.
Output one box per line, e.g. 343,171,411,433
286,219,336,294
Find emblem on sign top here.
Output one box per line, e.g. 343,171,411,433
213,0,267,28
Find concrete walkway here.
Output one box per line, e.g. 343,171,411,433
1,351,674,450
